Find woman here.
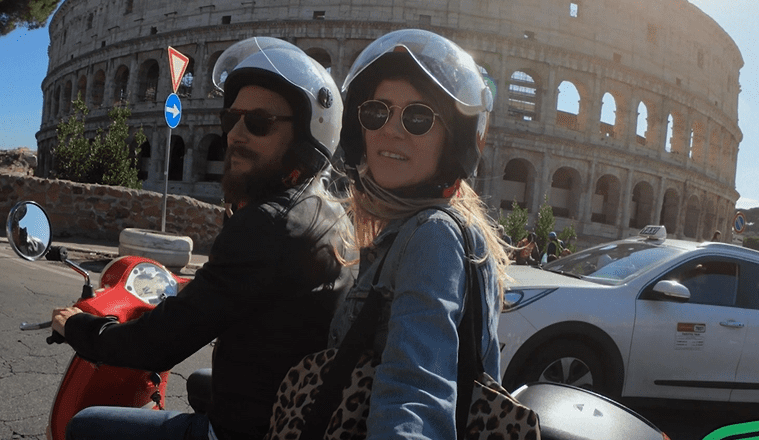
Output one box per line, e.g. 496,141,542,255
329,29,510,439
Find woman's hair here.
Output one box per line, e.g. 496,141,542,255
343,172,510,298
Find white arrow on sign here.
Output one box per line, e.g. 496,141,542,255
165,104,180,118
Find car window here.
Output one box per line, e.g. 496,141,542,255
651,259,739,307
738,261,759,310
543,241,681,286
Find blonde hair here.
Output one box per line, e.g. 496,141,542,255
342,165,510,297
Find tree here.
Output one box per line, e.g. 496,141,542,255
0,0,61,35
535,195,555,252
500,201,529,243
54,93,146,189
558,224,578,253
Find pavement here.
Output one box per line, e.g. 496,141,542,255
0,235,209,276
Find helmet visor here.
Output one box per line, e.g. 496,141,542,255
212,37,332,107
342,29,493,115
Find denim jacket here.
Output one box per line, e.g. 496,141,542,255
328,207,501,440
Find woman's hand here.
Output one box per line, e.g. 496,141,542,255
51,307,83,338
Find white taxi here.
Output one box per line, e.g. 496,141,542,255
499,225,759,403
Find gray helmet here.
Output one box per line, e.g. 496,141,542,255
213,37,343,173
341,29,493,188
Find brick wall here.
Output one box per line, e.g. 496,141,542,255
0,173,223,252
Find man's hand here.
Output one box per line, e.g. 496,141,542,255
51,307,83,338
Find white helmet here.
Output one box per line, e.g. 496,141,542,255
213,37,343,175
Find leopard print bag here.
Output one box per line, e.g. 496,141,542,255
264,208,541,440
265,348,378,440
264,350,540,440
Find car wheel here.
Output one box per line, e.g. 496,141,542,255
518,339,614,395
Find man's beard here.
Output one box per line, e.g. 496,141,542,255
221,146,286,205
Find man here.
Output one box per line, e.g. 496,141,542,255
516,232,540,266
52,37,351,440
545,231,562,262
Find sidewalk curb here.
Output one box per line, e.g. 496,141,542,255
0,236,205,271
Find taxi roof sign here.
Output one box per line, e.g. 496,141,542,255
639,225,667,240
168,47,189,94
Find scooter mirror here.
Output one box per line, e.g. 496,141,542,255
6,201,52,261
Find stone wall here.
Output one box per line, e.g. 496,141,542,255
0,173,223,252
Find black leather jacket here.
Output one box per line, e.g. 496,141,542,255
66,175,354,438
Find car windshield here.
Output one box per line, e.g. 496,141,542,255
542,241,682,286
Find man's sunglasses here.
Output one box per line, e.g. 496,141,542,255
219,108,294,136
357,100,440,136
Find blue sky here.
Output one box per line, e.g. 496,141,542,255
1,1,757,208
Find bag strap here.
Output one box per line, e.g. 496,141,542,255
300,233,397,440
427,207,487,440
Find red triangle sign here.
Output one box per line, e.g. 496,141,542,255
168,47,190,94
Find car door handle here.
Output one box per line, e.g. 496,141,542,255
720,320,745,328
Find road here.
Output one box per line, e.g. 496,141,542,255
0,240,212,440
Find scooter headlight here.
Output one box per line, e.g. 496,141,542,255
124,263,179,305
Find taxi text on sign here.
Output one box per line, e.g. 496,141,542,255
168,47,190,94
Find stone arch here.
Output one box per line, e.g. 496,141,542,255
550,166,582,219
630,181,654,229
305,47,332,71
192,133,222,182
63,80,73,113
684,194,701,238
178,57,195,98
168,135,186,181
556,80,581,131
636,100,649,145
702,199,716,241
599,92,617,137
113,65,130,105
665,110,686,155
92,70,106,107
659,188,680,234
501,158,537,211
203,134,226,182
138,59,160,102
207,51,224,99
53,85,61,116
137,139,151,181
508,70,541,121
665,113,674,153
591,174,621,225
77,75,87,103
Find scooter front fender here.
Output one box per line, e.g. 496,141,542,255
48,354,169,440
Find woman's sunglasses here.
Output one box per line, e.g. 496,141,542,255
357,100,440,136
219,108,294,136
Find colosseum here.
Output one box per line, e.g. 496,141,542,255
36,0,743,246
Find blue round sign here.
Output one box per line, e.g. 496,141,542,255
734,212,746,234
164,93,182,129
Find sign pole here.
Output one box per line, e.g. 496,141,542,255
161,46,189,233
162,127,172,232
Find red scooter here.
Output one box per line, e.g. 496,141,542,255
9,201,189,440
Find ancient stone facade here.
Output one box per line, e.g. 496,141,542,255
37,0,742,246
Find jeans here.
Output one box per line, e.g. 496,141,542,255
66,407,210,440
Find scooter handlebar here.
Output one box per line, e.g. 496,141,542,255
47,330,66,345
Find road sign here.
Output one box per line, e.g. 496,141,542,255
734,212,746,234
165,93,182,128
168,47,189,94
